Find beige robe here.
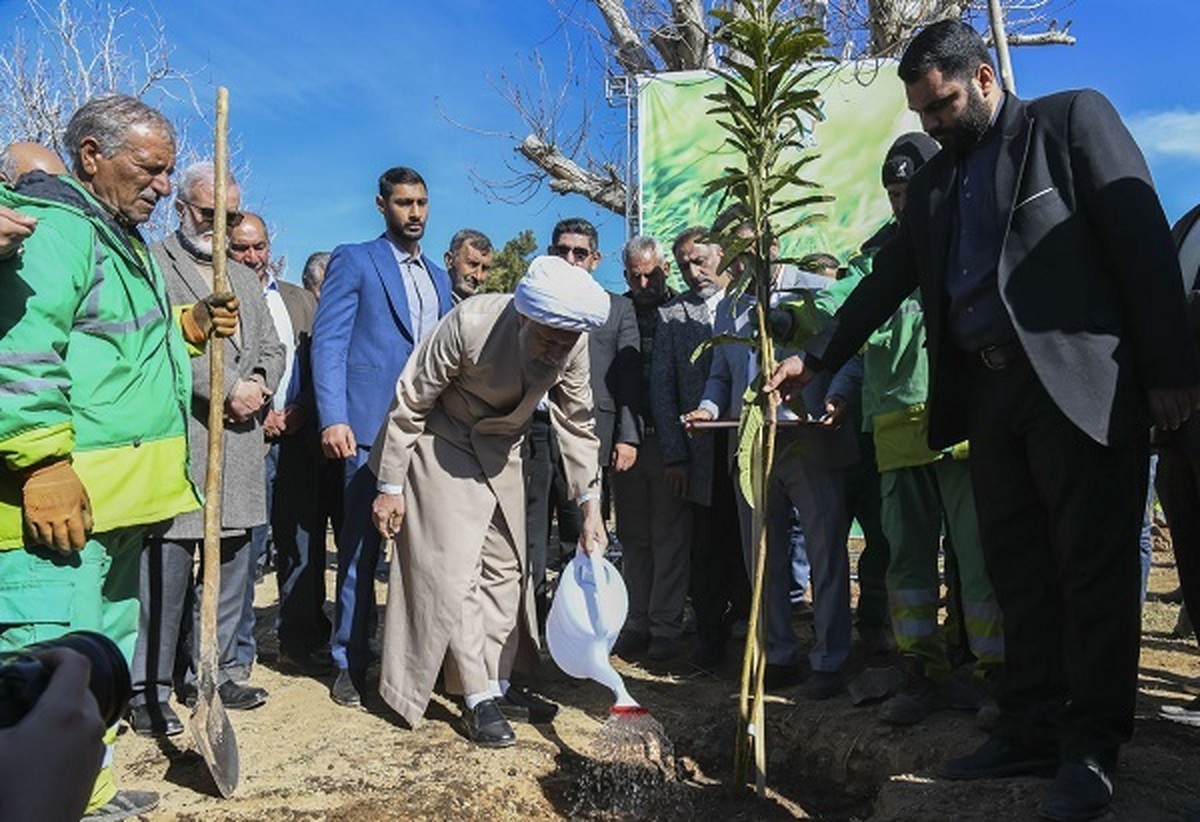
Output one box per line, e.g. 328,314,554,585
368,295,601,727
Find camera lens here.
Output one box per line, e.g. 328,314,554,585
0,632,133,729
52,632,131,727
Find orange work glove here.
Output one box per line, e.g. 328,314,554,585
22,459,93,552
180,291,240,344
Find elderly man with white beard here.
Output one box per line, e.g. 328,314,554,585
368,255,609,748
127,161,285,737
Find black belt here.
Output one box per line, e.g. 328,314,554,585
976,340,1024,370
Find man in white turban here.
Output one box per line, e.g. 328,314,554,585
368,255,610,747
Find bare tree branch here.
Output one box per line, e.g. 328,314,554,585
477,0,1079,216
1000,27,1074,45
517,133,628,212
594,0,659,73
648,0,716,70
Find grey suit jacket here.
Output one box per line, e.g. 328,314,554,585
274,279,322,458
278,280,316,340
151,233,286,537
588,292,641,466
650,289,716,506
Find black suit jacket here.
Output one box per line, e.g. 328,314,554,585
810,89,1198,448
588,292,641,466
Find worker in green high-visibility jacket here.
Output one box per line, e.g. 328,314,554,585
0,94,237,820
777,132,1004,727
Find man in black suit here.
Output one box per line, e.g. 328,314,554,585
229,213,331,678
525,218,640,626
767,20,1200,821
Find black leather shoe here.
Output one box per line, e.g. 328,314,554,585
179,684,198,711
278,646,334,677
128,702,183,737
940,736,1058,780
465,698,516,748
801,669,845,701
691,641,724,674
763,663,803,691
1037,758,1113,821
612,630,650,659
646,636,682,661
331,668,362,708
218,680,268,710
500,685,559,724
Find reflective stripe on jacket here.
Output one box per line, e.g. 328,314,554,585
0,176,199,547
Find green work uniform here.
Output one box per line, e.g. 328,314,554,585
0,175,200,810
830,233,1003,677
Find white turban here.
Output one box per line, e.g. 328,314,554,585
513,255,610,332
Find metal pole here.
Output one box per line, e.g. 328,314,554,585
988,0,1017,94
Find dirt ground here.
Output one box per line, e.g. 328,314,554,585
116,531,1200,821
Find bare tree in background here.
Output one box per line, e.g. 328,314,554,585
0,0,198,159
486,0,1075,216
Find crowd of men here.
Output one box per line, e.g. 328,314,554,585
0,18,1198,822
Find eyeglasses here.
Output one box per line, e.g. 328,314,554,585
179,198,244,228
550,244,593,262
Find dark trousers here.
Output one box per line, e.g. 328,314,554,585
690,430,751,648
331,447,382,674
131,533,252,705
234,443,280,680
525,411,582,626
845,431,891,631
273,436,334,655
1155,419,1200,648
967,357,1147,768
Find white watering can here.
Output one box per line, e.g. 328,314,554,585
546,545,640,709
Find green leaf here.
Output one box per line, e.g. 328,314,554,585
737,402,765,508
690,332,756,364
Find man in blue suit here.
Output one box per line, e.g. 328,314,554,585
311,166,453,707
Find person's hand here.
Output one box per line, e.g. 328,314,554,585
321,424,357,459
0,648,105,822
681,406,714,434
22,460,92,553
180,292,240,344
226,377,268,422
764,355,815,401
1148,386,1200,431
578,498,607,556
0,206,36,259
820,395,847,428
280,404,305,436
371,492,405,539
664,464,688,499
262,408,286,438
611,443,637,472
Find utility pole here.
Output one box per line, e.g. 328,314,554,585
988,0,1017,94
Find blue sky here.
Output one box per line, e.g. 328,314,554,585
2,0,1198,293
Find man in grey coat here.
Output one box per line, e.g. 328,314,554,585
645,227,749,671
128,162,285,737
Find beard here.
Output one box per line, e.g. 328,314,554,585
179,207,214,257
694,279,722,299
517,328,566,385
522,359,561,385
935,84,993,153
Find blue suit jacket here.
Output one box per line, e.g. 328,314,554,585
311,234,452,447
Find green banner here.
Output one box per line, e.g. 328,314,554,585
638,63,919,283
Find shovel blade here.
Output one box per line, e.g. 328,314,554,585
189,683,239,797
